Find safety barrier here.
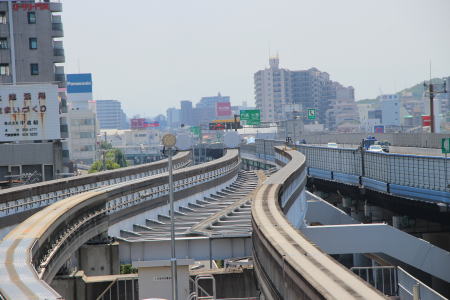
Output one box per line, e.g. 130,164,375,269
251,146,384,299
0,151,192,231
241,141,450,204
0,149,240,300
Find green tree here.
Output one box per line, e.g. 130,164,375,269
88,148,127,173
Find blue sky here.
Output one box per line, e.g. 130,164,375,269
63,0,450,117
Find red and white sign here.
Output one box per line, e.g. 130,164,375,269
216,102,231,117
130,118,145,129
13,3,49,11
422,115,431,127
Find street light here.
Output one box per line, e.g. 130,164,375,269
161,133,178,300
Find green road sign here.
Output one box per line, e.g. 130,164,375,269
190,126,201,137
442,138,450,154
240,109,260,125
307,108,317,120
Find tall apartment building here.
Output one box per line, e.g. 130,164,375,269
254,57,336,125
254,57,291,123
96,100,128,129
0,0,68,183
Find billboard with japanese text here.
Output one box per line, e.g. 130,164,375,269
0,84,61,142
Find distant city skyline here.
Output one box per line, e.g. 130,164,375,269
63,0,450,117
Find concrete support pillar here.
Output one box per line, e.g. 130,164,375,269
342,196,352,208
392,216,402,229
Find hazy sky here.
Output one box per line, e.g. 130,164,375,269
63,0,450,118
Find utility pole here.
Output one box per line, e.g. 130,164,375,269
424,80,447,133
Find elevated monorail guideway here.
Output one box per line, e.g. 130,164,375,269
0,149,240,300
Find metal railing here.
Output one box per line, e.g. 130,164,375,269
95,276,138,300
0,151,191,220
351,265,447,300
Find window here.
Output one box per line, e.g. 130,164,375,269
0,37,7,49
29,37,37,49
27,12,36,24
0,63,9,76
0,12,6,24
30,63,39,75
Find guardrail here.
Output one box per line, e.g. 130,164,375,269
241,140,450,204
0,149,240,300
0,151,192,232
296,145,450,203
251,146,384,299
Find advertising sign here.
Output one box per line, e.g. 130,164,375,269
131,118,145,129
0,84,61,142
240,109,260,125
374,125,385,133
216,102,232,117
67,73,93,94
421,115,431,127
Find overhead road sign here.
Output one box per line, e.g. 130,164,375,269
240,110,260,125
307,109,316,120
442,138,450,154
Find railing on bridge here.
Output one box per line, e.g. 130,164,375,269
351,266,447,300
0,151,192,233
0,149,240,300
251,146,385,299
241,140,450,204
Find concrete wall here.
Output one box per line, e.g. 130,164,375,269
0,141,63,181
78,243,119,276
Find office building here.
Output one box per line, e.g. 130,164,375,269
96,100,128,129
180,100,193,126
380,94,401,126
194,93,231,125
166,107,181,128
66,73,98,164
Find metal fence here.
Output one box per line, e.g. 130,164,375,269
296,145,449,193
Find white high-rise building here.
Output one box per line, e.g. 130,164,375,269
254,56,291,123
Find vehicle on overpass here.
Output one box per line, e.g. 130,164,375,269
368,145,384,152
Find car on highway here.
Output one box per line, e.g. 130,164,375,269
327,142,338,148
367,145,384,152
